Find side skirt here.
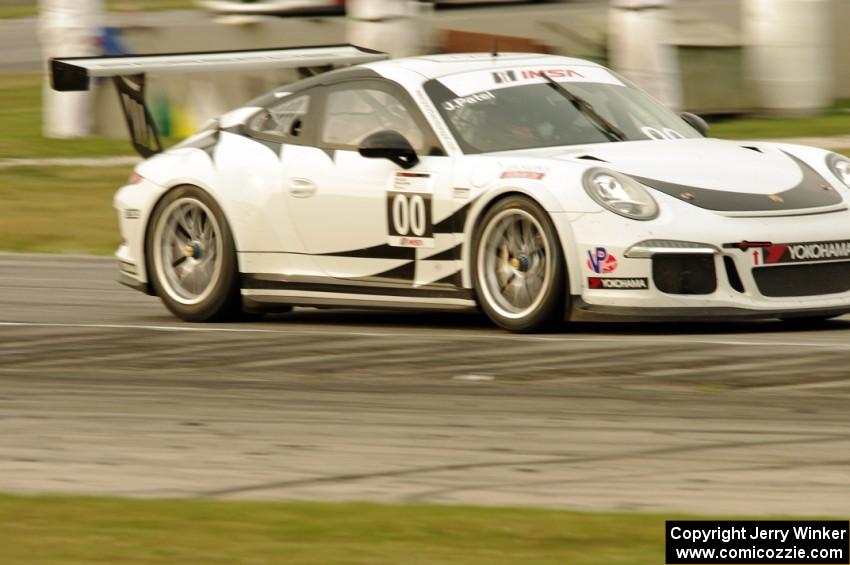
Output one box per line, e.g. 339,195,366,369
240,274,477,311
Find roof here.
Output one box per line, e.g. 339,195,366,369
365,52,605,80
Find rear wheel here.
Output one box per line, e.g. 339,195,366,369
472,196,566,332
147,185,242,322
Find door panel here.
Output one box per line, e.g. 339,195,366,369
274,78,466,291
235,89,327,279
282,148,458,285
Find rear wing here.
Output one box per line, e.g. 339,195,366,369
49,44,389,157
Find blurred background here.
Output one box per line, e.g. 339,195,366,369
1,4,849,563
11,0,850,141
1,0,847,258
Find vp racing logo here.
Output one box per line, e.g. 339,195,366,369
587,247,618,273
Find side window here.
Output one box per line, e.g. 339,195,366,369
321,88,424,151
249,94,309,140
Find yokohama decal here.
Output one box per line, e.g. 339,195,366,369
588,277,649,290
758,240,850,265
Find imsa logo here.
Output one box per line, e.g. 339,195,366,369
588,277,649,290
492,69,586,84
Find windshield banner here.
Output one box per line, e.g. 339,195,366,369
439,65,624,97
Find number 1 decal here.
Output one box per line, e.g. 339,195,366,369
387,172,435,248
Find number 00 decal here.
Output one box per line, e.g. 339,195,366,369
387,191,434,248
392,193,427,236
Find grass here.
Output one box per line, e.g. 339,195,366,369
710,112,850,140
708,99,850,140
0,1,197,19
0,493,687,564
0,74,138,160
0,165,123,254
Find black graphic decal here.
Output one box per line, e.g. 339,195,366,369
632,152,842,212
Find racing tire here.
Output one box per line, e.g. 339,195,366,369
146,185,242,322
472,195,567,332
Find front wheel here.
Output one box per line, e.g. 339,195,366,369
472,196,567,332
146,185,242,322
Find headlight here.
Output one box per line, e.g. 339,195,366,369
827,153,850,188
582,168,659,221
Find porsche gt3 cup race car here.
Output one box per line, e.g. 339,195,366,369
197,0,345,16
50,45,850,331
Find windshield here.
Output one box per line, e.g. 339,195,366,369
423,65,700,154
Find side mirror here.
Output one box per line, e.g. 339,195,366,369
680,112,709,136
358,130,419,169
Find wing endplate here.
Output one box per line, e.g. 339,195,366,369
112,75,163,159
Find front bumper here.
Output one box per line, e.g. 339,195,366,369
116,243,153,295
569,297,850,322
113,177,169,294
561,201,850,320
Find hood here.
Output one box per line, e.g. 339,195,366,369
540,138,844,214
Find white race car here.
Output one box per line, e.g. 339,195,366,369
196,0,344,16
51,45,850,331
195,0,532,16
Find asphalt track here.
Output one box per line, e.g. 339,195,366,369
3,253,850,515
